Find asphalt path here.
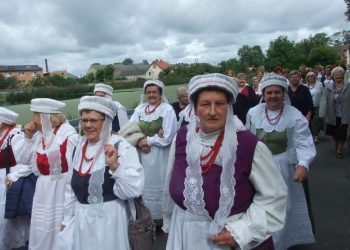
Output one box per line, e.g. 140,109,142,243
154,132,350,250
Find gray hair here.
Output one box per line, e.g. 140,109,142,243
331,66,345,77
288,70,300,78
176,86,188,98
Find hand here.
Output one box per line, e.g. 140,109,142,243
141,145,151,154
137,137,148,149
163,232,168,240
294,165,308,182
61,224,65,231
24,121,36,139
306,112,312,122
5,177,13,188
104,144,119,172
209,227,236,247
158,128,164,138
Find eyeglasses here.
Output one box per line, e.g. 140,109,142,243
80,118,105,125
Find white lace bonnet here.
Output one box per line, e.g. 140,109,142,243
94,83,113,100
0,107,18,125
140,79,169,104
260,73,290,104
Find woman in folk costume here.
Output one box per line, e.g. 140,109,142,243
129,80,177,220
57,96,144,250
0,108,32,249
93,83,129,132
246,73,317,249
162,73,287,250
13,98,77,250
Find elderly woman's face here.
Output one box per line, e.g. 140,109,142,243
81,110,105,143
263,85,284,111
145,86,161,105
196,90,228,134
333,72,344,83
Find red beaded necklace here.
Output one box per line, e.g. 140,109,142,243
265,105,284,125
144,103,161,115
199,130,224,175
78,140,94,176
0,125,16,149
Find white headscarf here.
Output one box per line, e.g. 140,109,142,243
185,73,239,236
140,79,169,104
260,73,291,105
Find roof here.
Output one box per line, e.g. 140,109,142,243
0,65,43,72
152,60,170,70
86,63,149,76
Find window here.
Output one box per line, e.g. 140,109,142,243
153,65,156,69
149,72,151,76
5,72,12,77
32,71,37,77
19,72,25,77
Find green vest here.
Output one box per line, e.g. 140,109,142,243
256,129,288,155
139,117,163,137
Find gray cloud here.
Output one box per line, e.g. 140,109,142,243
0,0,348,76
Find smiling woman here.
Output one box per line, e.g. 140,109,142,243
246,73,316,249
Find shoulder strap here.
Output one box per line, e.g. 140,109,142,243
5,134,15,175
124,199,133,221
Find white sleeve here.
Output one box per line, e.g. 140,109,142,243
225,142,287,249
147,108,177,147
129,110,140,123
319,89,327,118
7,164,33,182
11,133,33,165
161,138,176,233
65,134,79,170
62,170,77,226
111,141,144,200
294,117,316,169
117,105,129,128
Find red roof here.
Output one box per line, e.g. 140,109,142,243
152,60,170,70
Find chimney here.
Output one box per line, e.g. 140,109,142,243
45,58,49,73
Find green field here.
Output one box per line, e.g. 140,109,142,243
4,84,186,126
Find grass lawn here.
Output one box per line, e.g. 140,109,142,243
5,84,186,126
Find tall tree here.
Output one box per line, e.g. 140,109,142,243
308,46,340,66
122,58,133,65
104,64,114,81
266,36,301,70
95,69,105,82
237,45,266,68
345,0,350,21
329,30,350,45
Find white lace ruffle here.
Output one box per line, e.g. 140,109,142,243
248,104,300,132
183,104,238,236
133,103,173,122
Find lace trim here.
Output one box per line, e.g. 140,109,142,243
135,103,172,122
183,104,238,235
250,104,300,132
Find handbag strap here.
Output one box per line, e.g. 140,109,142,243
5,134,15,175
124,196,144,222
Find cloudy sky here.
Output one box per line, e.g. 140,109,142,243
0,0,348,76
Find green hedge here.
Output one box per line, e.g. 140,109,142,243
5,85,94,105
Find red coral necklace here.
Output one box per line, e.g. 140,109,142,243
199,130,224,175
145,103,161,115
265,105,284,125
78,140,94,176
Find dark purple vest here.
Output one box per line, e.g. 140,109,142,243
170,126,258,218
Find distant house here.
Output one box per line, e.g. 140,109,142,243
0,65,43,85
50,70,69,78
86,63,149,80
145,60,170,79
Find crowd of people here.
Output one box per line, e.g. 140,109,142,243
0,63,349,250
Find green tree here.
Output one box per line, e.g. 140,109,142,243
142,60,149,65
308,46,340,66
296,33,330,56
95,68,105,82
237,45,266,68
329,30,350,45
85,73,95,83
266,36,301,70
345,0,350,21
122,58,133,65
104,64,114,81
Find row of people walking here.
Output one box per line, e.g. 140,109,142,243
0,66,349,249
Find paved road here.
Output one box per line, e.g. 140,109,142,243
154,132,350,250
